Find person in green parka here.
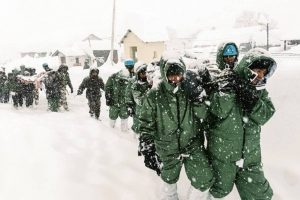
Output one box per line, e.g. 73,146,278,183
125,62,151,133
105,59,135,132
0,70,7,103
207,47,277,200
137,55,214,200
216,42,239,70
57,64,73,111
77,68,105,120
43,66,63,112
7,69,23,108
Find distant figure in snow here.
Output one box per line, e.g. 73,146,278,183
43,63,62,112
57,64,73,111
18,70,35,107
83,59,90,70
0,69,8,103
105,59,135,131
7,69,23,108
77,68,105,120
206,48,277,199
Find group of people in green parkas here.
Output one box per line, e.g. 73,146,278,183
1,42,277,200
0,63,74,112
130,42,277,200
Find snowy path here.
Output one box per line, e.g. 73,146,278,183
1,58,300,200
0,93,161,200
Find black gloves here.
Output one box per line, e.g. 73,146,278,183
183,71,206,103
77,90,83,95
106,98,112,106
227,72,260,112
127,104,135,117
139,137,161,175
235,81,259,112
70,88,73,94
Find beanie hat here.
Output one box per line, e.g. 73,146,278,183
124,59,134,69
223,44,238,56
42,63,52,72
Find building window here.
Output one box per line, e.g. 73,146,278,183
61,57,66,64
130,46,137,62
153,51,157,58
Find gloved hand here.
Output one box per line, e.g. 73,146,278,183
70,88,73,93
228,72,259,112
106,99,112,106
217,70,237,92
139,137,161,175
127,107,134,117
184,71,205,102
127,104,135,117
77,90,82,95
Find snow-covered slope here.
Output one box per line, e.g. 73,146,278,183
0,57,299,200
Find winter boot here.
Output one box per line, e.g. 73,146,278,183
187,186,210,200
160,182,179,200
121,118,128,132
110,119,116,128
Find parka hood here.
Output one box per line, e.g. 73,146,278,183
234,48,277,84
58,64,68,72
115,68,132,80
134,61,147,81
89,67,99,76
159,53,186,91
134,61,147,74
216,42,239,70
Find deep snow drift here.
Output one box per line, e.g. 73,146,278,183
0,57,299,200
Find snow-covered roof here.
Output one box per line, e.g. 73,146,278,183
120,28,169,43
78,39,119,51
52,46,87,57
82,34,102,41
119,11,169,43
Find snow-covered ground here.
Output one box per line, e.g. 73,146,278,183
0,57,299,200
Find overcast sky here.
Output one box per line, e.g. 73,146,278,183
0,0,298,62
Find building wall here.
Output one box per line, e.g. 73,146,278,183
56,52,87,67
123,32,165,63
66,56,86,67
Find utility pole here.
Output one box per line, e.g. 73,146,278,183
258,15,270,51
267,23,269,51
110,0,116,65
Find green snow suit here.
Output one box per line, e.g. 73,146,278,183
138,58,214,191
77,68,105,119
125,79,151,133
125,63,151,133
207,48,276,199
105,70,134,120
